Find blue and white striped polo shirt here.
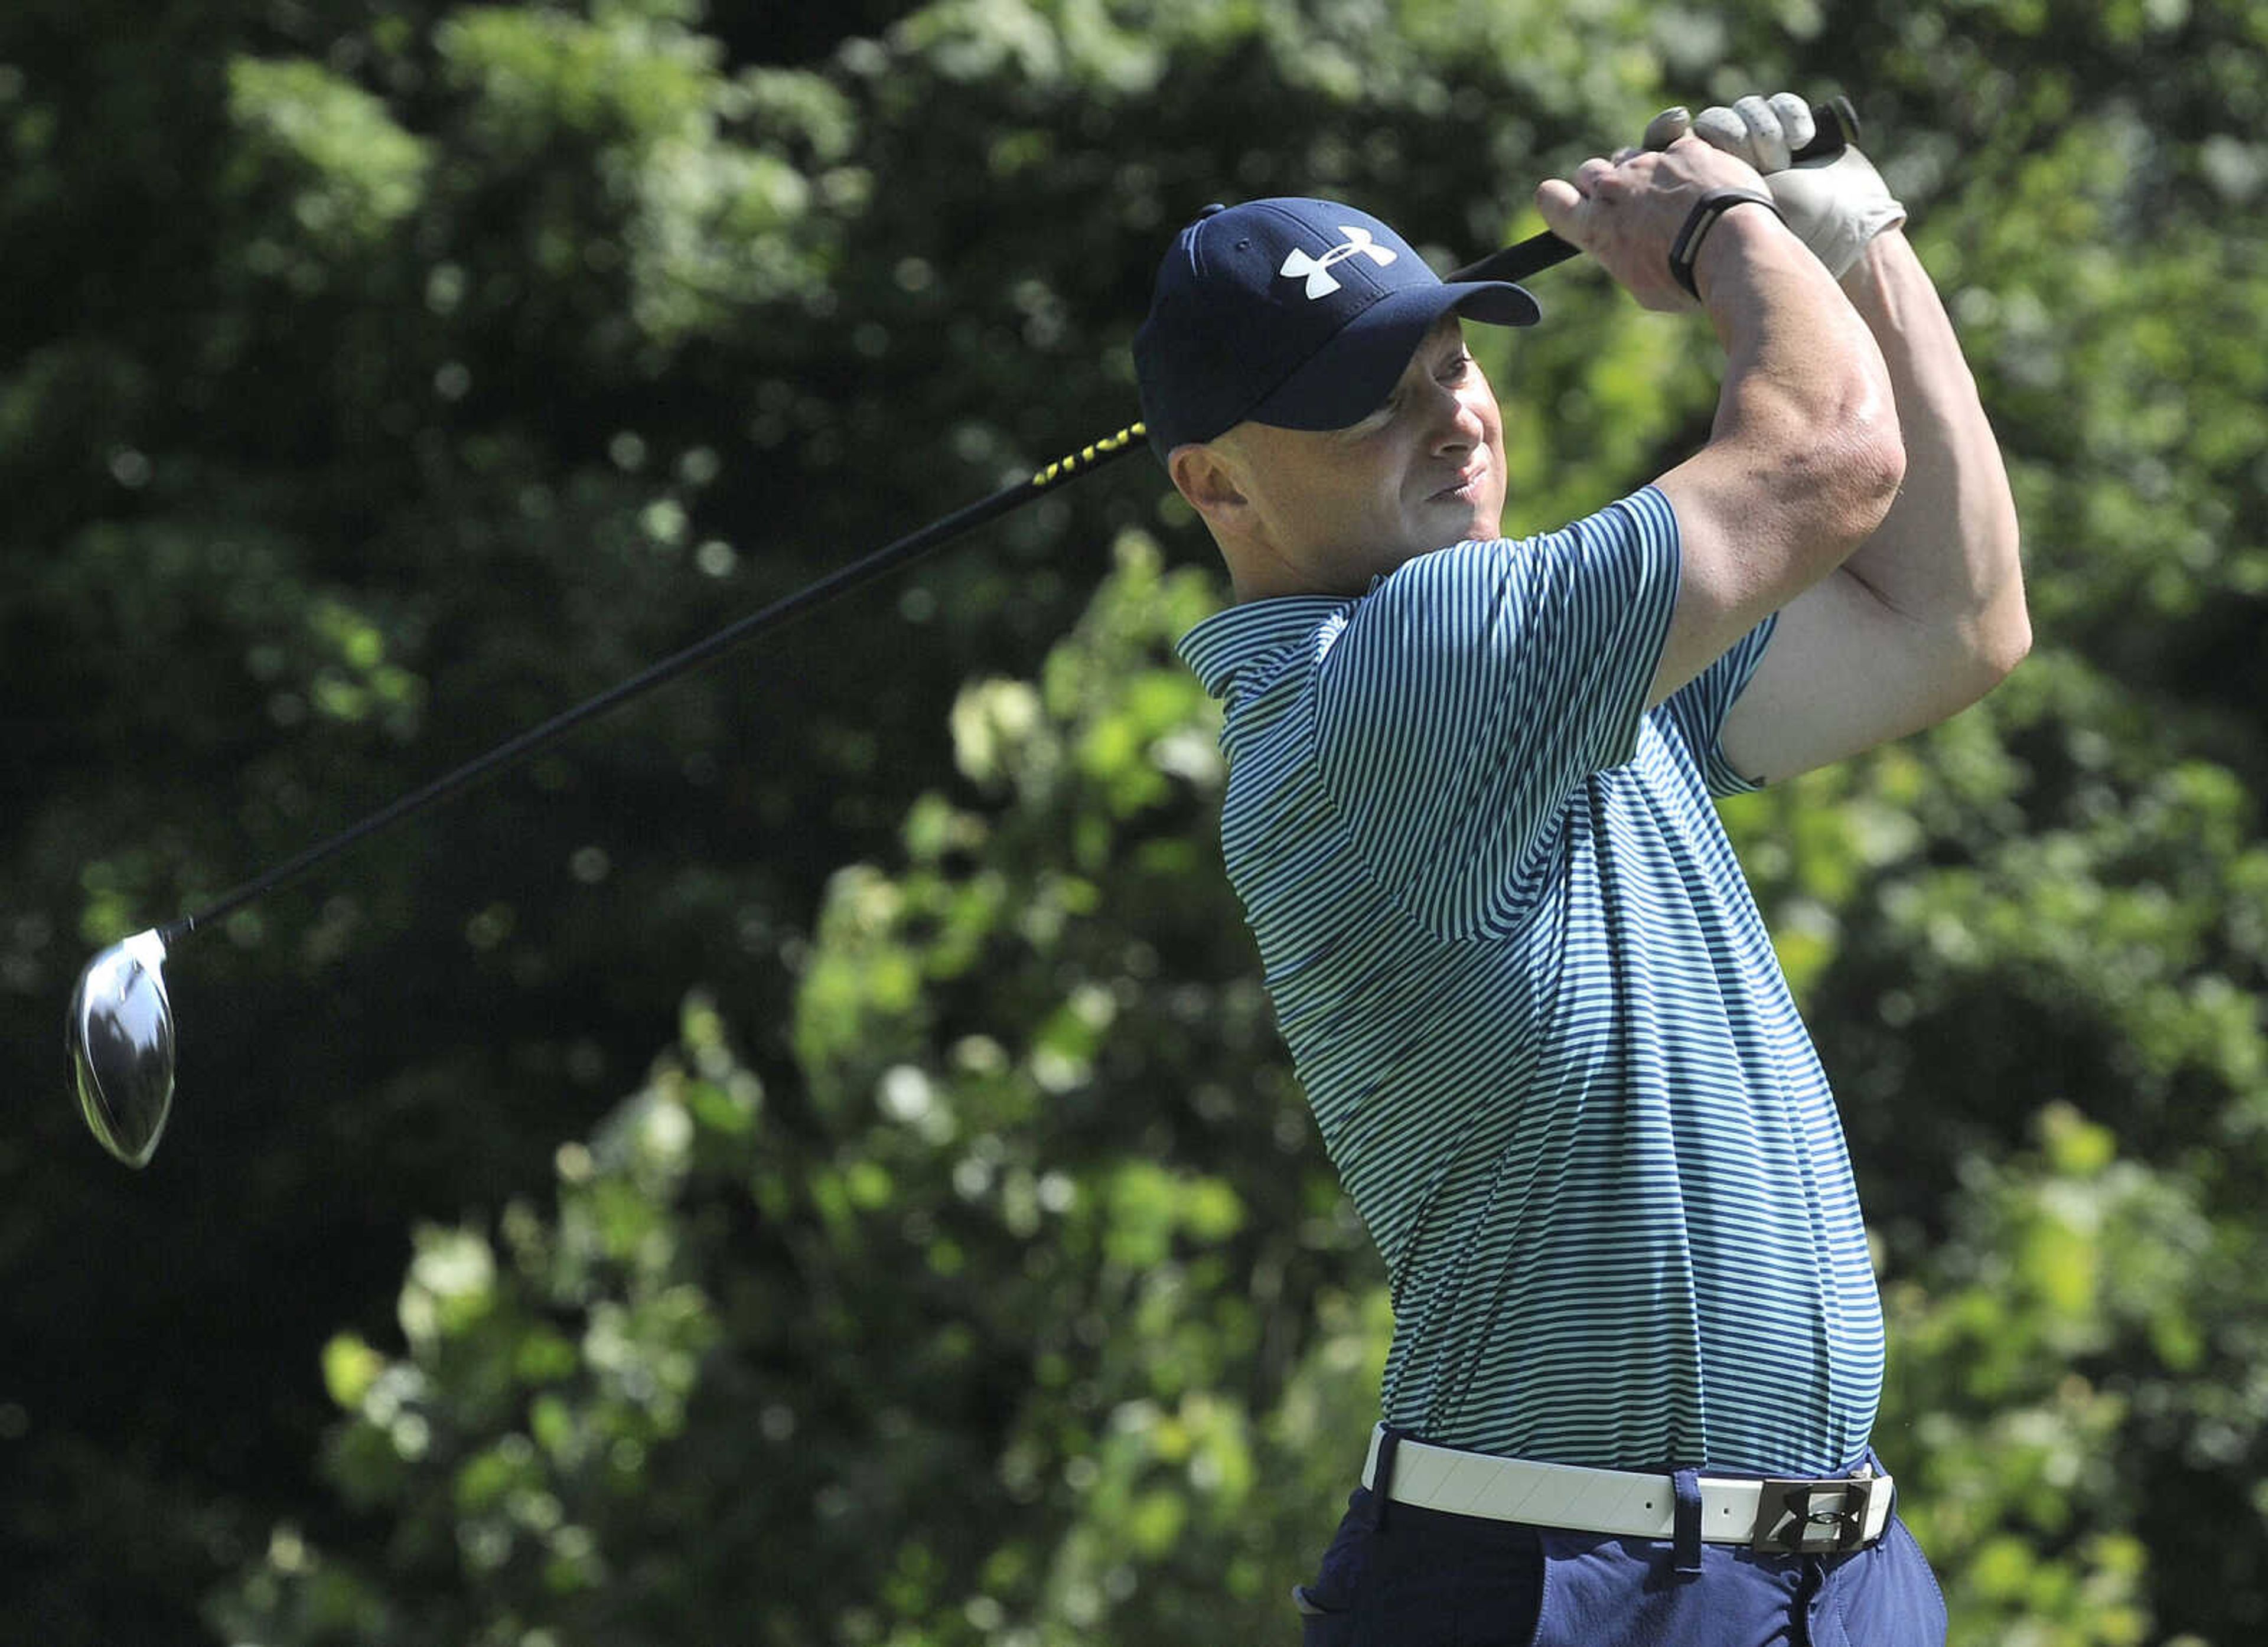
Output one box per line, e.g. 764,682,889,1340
1178,485,1884,1476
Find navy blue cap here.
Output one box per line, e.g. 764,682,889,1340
1133,198,1540,461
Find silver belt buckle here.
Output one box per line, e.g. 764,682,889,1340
1750,1476,1879,1554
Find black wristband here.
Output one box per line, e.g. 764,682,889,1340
1668,188,1785,299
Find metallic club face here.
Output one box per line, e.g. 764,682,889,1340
67,930,176,1168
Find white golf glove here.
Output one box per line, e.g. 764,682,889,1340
1648,93,1905,279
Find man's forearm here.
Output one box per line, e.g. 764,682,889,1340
1832,231,2029,679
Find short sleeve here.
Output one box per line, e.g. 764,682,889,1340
1312,487,1681,938
1661,612,1781,797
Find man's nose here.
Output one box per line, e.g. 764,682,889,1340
1427,383,1485,452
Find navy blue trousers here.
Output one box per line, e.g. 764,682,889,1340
1296,1485,1948,1646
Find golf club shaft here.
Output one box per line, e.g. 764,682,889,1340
159,95,1861,944
162,425,1149,942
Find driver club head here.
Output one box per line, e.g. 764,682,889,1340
67,929,177,1168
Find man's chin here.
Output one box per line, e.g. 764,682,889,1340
1421,479,1501,533
1430,503,1501,547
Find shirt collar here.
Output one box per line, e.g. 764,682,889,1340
1175,595,1351,699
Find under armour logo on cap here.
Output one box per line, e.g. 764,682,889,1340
1279,226,1398,299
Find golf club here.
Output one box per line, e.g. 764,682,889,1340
67,421,1152,1169
66,99,1858,1168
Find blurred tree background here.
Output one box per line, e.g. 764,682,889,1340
4,0,2264,1641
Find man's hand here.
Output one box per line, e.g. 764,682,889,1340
1534,136,1778,313
1664,93,1907,280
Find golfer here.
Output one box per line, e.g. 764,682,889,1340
1133,92,2025,1645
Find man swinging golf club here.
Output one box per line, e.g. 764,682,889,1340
1135,90,2026,1644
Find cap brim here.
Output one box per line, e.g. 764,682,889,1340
1245,280,1539,435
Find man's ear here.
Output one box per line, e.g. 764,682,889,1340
1168,440,1252,538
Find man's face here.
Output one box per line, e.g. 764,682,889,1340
1208,315,1507,593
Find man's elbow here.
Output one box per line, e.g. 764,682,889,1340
1814,372,1905,549
1971,507,2032,689
1946,591,2031,711
1821,396,1908,555
1978,599,2032,685
1856,425,1909,542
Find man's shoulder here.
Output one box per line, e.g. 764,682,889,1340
1175,593,1349,702
1351,487,1679,630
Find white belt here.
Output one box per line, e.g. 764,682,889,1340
1363,1427,1895,1554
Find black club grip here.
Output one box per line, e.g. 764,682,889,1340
1446,96,1860,286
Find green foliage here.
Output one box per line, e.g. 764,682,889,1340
217,1005,756,1643
432,0,848,338
227,56,433,256
1881,1106,2205,1645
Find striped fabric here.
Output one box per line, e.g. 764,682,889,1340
1178,487,1884,1476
